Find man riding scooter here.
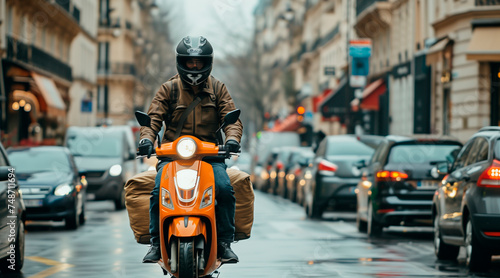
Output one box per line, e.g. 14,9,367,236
138,36,243,264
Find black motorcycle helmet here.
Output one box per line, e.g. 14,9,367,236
176,36,213,86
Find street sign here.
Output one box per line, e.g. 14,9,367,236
324,66,336,76
350,75,367,88
81,99,92,113
349,46,372,57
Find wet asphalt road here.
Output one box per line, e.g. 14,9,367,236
2,191,500,278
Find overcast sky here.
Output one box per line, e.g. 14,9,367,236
161,0,258,57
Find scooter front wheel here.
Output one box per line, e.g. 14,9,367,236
178,238,198,278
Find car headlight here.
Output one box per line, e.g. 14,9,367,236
54,183,73,196
161,188,174,210
199,187,213,209
109,164,122,176
176,138,197,159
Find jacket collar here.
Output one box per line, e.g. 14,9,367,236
178,76,214,96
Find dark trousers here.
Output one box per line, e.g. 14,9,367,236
149,160,235,245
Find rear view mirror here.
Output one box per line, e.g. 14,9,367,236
223,109,241,126
135,111,151,127
436,162,450,175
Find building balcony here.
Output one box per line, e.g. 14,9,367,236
475,0,500,6
355,0,392,38
97,63,136,81
55,0,80,24
6,36,72,82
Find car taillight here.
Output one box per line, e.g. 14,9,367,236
478,159,500,187
376,170,408,182
277,162,284,171
294,168,302,177
318,160,338,175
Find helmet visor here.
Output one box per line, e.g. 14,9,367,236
177,56,212,73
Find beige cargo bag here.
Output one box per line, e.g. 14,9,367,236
125,168,254,244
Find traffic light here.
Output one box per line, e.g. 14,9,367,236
296,106,305,115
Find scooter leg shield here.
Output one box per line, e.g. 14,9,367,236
169,217,207,239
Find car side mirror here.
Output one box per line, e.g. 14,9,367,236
436,162,450,175
0,166,10,181
354,159,367,169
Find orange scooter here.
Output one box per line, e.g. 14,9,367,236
136,110,240,278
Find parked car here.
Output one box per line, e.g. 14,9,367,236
271,146,298,197
285,147,314,202
250,131,301,190
432,127,500,271
356,135,462,237
7,146,86,230
65,126,139,210
0,142,25,273
305,135,384,219
255,148,280,192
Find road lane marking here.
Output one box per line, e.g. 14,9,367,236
26,256,74,278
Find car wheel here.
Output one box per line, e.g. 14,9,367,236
114,188,126,210
433,214,459,260
367,200,382,237
356,205,367,233
65,204,79,230
0,219,25,272
79,204,86,225
465,218,491,271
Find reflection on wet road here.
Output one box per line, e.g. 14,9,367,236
2,191,499,277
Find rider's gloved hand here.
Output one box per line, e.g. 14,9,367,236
225,139,241,153
138,138,154,158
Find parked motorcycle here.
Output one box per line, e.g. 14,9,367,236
135,109,240,278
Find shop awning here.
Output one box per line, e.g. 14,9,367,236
270,114,301,132
31,72,66,116
313,89,332,112
426,37,451,65
358,78,386,111
319,77,348,118
466,27,500,61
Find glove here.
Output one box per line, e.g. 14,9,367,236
138,138,154,158
225,139,241,153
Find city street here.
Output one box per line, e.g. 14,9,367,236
2,191,499,278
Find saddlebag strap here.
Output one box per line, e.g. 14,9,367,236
173,93,207,140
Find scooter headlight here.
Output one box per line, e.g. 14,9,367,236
161,188,174,210
199,187,213,209
176,138,197,159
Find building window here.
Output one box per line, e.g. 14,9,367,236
50,32,55,52
41,27,46,48
60,37,64,60
97,86,105,112
7,5,13,35
98,42,109,72
31,22,37,45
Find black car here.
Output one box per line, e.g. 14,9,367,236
433,127,500,271
65,126,139,210
0,143,25,273
271,146,298,197
7,146,86,230
305,135,384,218
356,135,462,236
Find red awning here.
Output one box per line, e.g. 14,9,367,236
312,89,333,113
270,114,301,132
359,78,386,111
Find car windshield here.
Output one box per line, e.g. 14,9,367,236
66,133,122,157
326,139,376,156
388,144,461,164
255,132,300,164
8,149,71,174
237,153,251,164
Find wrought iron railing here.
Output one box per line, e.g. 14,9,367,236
356,0,388,16
6,36,72,81
475,0,500,5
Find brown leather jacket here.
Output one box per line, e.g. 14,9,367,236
140,75,243,146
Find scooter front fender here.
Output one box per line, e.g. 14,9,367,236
169,217,207,239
